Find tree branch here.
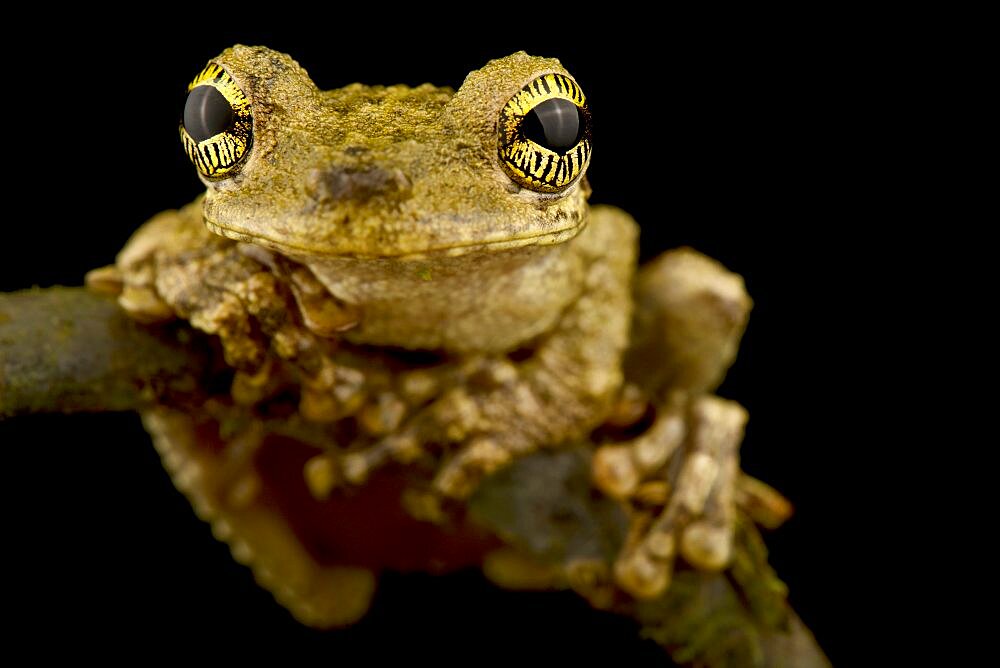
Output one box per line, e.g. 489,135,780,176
0,287,211,416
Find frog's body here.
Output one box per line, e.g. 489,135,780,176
92,46,775,629
308,240,586,353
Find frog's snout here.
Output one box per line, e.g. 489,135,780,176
305,165,413,206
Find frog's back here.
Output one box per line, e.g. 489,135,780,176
319,83,455,141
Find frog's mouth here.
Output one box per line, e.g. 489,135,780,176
202,216,587,259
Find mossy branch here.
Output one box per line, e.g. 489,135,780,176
0,286,828,667
0,287,214,416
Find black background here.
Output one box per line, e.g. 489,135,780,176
0,15,880,664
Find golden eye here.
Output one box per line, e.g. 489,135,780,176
179,63,253,178
498,73,592,193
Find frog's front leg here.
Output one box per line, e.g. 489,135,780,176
341,205,638,502
87,199,362,420
592,248,790,598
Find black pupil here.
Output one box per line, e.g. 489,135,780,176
522,98,583,152
183,86,234,142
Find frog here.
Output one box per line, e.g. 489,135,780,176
86,45,788,628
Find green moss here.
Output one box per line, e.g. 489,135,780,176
635,518,790,668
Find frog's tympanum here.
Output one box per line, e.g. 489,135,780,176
88,46,787,628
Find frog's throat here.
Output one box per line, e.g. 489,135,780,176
202,217,588,259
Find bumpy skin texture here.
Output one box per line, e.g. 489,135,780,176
93,46,783,628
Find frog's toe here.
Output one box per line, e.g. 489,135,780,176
231,358,276,405
117,284,175,323
298,359,367,423
592,402,687,499
432,435,513,500
84,264,124,296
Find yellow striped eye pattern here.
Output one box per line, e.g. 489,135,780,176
498,73,592,193
180,63,253,178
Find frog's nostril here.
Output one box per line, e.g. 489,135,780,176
306,166,412,205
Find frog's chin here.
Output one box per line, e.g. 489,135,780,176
202,217,587,259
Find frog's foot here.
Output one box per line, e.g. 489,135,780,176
235,247,367,421
99,201,368,420
296,362,468,503
144,406,376,628
103,202,273,372
336,385,524,503
331,359,552,510
594,395,752,599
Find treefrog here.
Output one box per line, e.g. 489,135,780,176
88,46,783,628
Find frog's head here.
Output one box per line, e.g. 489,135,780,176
180,46,593,258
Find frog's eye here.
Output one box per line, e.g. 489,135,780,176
180,63,253,179
498,73,592,193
